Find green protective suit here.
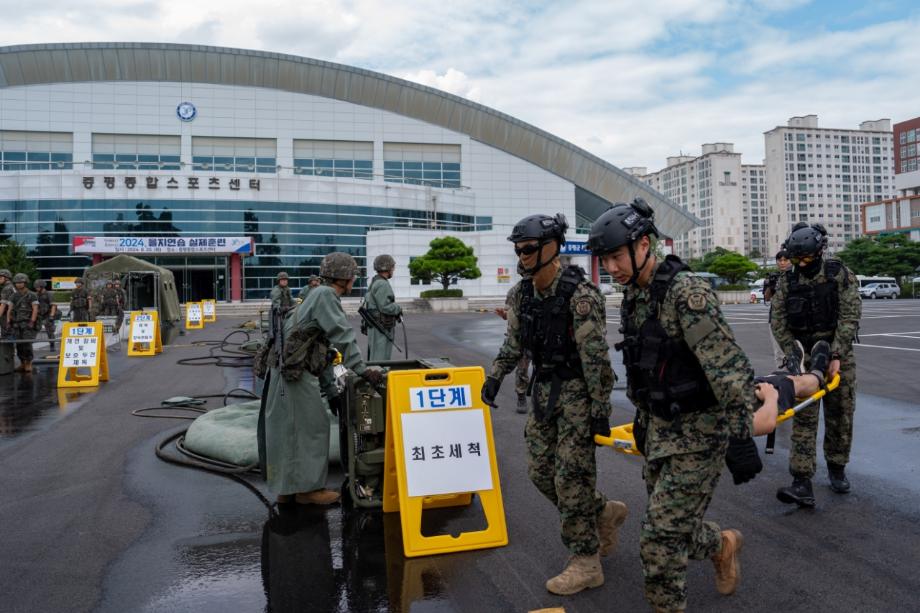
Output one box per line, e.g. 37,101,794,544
263,284,367,495
364,275,402,362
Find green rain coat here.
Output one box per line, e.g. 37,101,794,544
264,284,367,495
364,275,402,362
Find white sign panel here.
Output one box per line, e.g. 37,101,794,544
187,303,202,322
131,314,155,343
62,334,98,367
73,236,252,255
409,384,472,411
400,409,493,497
202,301,216,317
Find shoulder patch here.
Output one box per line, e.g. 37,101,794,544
575,297,593,316
687,292,707,311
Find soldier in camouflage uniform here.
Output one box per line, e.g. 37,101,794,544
8,274,39,373
69,278,92,322
100,280,119,317
363,254,403,362
113,279,127,330
297,276,322,302
270,272,294,312
771,222,862,507
0,268,14,336
34,280,57,351
496,281,531,414
481,213,627,596
589,199,762,613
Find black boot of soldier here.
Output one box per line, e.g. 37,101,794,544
516,393,527,414
827,463,851,494
776,476,816,507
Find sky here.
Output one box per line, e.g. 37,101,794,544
1,0,918,171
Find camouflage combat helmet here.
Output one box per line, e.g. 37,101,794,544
320,252,358,281
373,254,396,273
0,268,11,280
277,271,289,281
13,273,29,284
34,279,46,289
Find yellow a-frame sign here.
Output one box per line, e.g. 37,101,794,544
185,302,204,330
383,366,508,558
127,310,163,356
57,322,109,388
202,299,217,323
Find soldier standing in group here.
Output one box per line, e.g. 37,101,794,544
34,280,57,351
764,249,793,368
114,278,127,330
363,255,402,362
481,213,627,596
771,222,861,507
297,276,322,302
588,199,762,613
69,278,92,322
8,274,38,373
0,269,13,336
100,280,119,318
270,272,294,312
263,253,383,505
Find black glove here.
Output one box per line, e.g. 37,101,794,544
590,417,611,445
327,395,343,416
632,412,647,456
361,368,384,387
725,436,763,485
481,376,501,408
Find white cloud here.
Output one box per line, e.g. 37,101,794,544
400,68,483,102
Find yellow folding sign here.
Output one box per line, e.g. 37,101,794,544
185,302,204,330
127,310,163,356
57,322,109,388
202,299,217,323
383,366,508,558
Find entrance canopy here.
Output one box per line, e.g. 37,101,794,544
83,254,181,322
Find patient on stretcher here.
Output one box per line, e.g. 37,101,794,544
752,339,832,436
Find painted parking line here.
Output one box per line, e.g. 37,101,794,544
856,343,920,352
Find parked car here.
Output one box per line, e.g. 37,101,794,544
859,282,900,299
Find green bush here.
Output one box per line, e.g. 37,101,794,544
420,289,463,298
52,290,71,303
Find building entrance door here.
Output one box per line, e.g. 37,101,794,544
152,256,229,303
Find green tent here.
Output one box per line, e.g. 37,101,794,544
82,254,182,323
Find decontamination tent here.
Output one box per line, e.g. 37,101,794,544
82,254,182,322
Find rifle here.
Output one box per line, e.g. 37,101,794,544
357,305,404,354
270,305,286,396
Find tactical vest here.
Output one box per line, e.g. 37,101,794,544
365,276,397,328
519,265,585,419
784,259,845,338
617,255,718,421
10,291,35,323
37,292,52,317
71,288,88,308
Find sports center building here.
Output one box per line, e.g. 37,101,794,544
0,43,695,300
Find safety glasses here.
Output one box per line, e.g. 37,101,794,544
790,255,815,265
514,243,541,256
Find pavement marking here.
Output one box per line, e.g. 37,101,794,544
856,343,920,352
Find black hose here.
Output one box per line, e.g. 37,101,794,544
175,330,257,367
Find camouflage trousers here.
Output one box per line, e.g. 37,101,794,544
11,321,37,362
525,383,606,555
40,316,55,342
790,351,856,477
513,355,530,396
640,445,726,611
71,308,91,322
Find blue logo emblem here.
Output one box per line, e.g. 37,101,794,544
176,101,197,122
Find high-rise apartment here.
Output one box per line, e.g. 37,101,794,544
741,164,768,257
764,115,894,253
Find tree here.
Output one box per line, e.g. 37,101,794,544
408,236,481,292
838,234,920,280
686,246,733,272
0,239,38,281
707,251,758,285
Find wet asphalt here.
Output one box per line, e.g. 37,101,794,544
1,301,919,612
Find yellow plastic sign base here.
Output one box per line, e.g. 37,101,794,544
185,302,204,330
57,322,109,388
383,366,508,558
202,299,217,323
127,310,163,356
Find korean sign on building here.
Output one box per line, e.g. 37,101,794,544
81,176,262,192
73,236,253,255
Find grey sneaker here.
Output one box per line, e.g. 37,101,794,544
785,340,805,376
809,340,831,379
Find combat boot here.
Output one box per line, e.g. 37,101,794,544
545,553,604,595
295,489,340,505
516,393,527,414
776,476,815,507
597,500,628,556
711,529,743,595
785,340,805,375
809,340,831,379
827,463,851,494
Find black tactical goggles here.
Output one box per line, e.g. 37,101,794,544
514,243,542,256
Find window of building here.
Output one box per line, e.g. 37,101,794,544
1,130,73,171
383,143,461,188
192,137,276,173
92,133,180,170
293,140,373,179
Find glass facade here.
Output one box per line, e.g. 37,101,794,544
0,198,490,299
92,154,180,171
1,152,73,171
383,161,461,188
294,158,373,179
